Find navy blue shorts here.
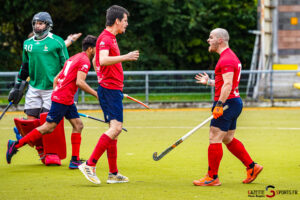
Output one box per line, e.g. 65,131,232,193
46,101,79,124
210,97,243,132
98,85,123,123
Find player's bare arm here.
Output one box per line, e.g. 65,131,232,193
218,72,233,103
195,72,215,86
76,71,98,99
65,33,82,48
99,49,139,66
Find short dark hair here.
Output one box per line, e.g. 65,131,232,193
82,35,97,51
106,5,129,26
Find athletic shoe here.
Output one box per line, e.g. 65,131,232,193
107,173,129,184
78,162,101,184
35,146,45,164
69,159,85,169
45,154,61,166
243,164,263,184
193,174,221,186
6,140,18,164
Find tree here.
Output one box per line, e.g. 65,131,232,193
0,0,257,71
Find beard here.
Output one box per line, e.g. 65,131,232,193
208,43,218,53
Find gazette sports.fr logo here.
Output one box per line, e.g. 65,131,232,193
248,185,298,198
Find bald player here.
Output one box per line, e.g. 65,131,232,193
193,28,263,186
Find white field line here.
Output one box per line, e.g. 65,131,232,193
1,126,300,130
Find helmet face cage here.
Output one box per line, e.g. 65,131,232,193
32,12,53,38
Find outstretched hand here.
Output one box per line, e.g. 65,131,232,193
195,72,209,85
67,33,82,43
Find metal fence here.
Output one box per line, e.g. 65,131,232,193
1,70,300,105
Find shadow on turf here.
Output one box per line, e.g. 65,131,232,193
75,184,101,187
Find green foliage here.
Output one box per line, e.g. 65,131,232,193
0,0,257,71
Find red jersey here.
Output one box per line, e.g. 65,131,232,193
214,48,241,101
52,52,91,105
95,29,124,90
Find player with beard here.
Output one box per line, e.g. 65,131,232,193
193,28,263,186
6,35,98,169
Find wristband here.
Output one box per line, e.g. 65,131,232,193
207,79,211,86
216,101,223,106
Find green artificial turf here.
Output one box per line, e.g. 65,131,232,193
0,108,299,200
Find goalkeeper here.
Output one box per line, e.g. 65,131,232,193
8,11,79,165
6,35,98,168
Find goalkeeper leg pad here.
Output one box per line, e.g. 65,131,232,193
14,118,40,147
45,154,61,166
39,113,66,160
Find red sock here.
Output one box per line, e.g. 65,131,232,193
208,143,223,178
15,129,43,149
107,139,118,174
87,134,112,166
71,133,81,160
226,138,253,169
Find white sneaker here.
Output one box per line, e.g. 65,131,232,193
78,162,101,184
107,172,129,184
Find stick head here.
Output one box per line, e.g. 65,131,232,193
124,94,150,109
153,152,160,161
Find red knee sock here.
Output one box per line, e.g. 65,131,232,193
226,138,253,169
71,133,81,160
107,139,118,174
15,129,43,149
208,143,223,179
87,134,112,166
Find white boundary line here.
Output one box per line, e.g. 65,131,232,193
1,126,300,130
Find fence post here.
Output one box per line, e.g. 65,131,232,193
145,73,149,104
211,73,214,101
270,70,274,106
81,90,85,103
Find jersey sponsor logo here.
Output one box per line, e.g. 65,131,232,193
47,115,53,121
52,95,60,100
43,45,48,51
82,64,89,70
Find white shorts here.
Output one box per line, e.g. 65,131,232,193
25,85,53,110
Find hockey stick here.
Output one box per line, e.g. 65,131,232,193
78,112,128,132
123,94,149,109
153,105,228,161
0,78,30,120
0,102,13,120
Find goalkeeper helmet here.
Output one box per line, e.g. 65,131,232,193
32,12,53,38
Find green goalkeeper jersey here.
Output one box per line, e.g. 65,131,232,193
21,32,69,90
